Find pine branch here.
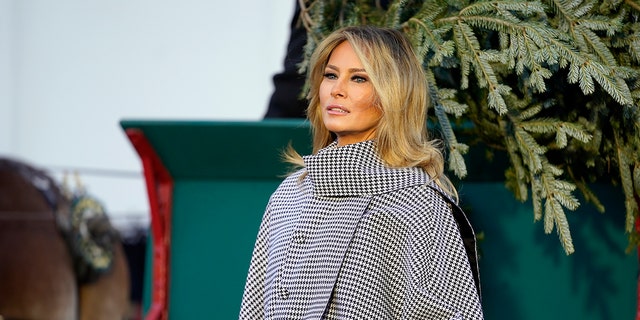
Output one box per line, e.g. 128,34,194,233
614,130,639,232
427,76,470,178
520,119,592,148
502,118,530,202
302,0,640,253
575,25,618,65
405,18,455,66
568,166,606,213
383,0,409,27
624,0,640,13
539,159,578,254
515,127,546,173
438,89,469,117
453,20,510,114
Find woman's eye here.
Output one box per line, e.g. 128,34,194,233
323,72,337,80
352,75,367,83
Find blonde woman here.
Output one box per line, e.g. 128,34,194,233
240,26,483,319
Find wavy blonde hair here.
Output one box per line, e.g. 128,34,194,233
286,25,457,200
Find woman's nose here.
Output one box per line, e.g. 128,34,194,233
331,80,346,98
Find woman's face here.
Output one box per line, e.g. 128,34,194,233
319,41,381,146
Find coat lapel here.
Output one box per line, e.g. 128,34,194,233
278,195,372,319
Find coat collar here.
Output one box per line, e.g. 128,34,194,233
303,140,431,197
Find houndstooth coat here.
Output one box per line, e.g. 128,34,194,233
240,140,484,319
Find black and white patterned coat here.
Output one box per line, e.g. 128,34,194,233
240,140,484,319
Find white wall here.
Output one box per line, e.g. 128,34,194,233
0,1,15,152
0,0,295,230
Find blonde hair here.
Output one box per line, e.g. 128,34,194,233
286,25,457,200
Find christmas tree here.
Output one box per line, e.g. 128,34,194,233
298,0,640,255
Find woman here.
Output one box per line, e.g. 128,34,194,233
240,26,484,319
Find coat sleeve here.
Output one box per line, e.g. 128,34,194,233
239,204,271,320
406,187,484,319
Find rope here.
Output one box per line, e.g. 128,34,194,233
0,211,148,221
45,166,141,179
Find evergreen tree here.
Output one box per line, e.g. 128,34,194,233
298,0,640,255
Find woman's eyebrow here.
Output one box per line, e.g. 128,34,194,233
326,64,367,73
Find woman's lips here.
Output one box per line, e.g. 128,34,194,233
326,105,349,114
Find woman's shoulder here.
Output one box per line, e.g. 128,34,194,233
282,168,306,183
271,168,308,195
372,181,453,214
266,168,311,210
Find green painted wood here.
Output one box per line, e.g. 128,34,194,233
120,120,311,319
121,120,636,319
168,180,279,318
463,183,636,319
120,119,312,180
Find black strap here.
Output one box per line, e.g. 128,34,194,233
428,185,482,301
